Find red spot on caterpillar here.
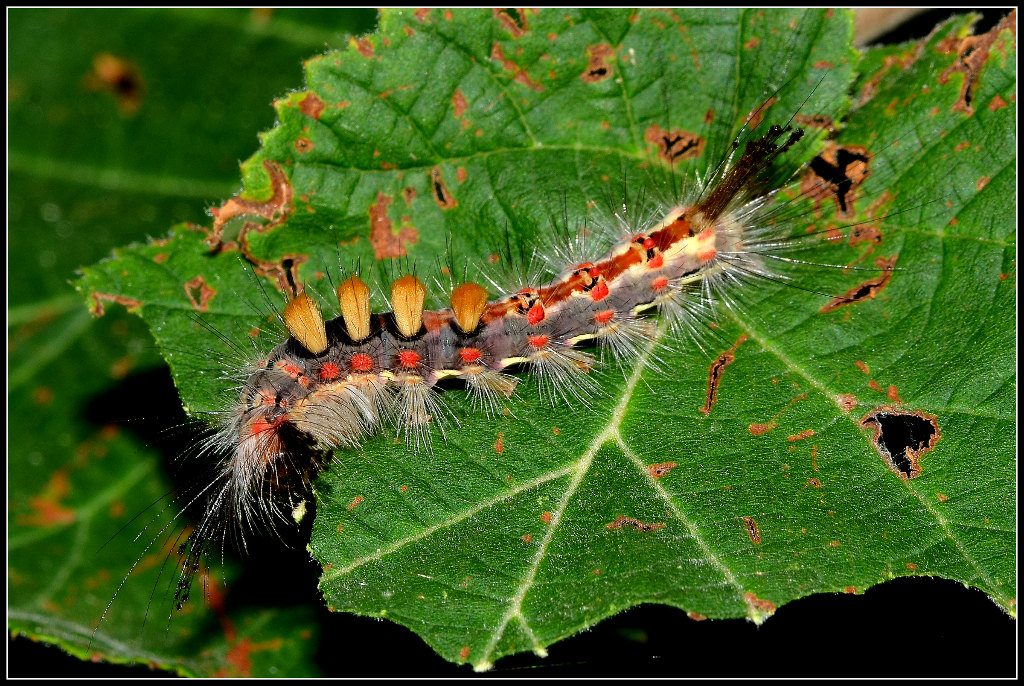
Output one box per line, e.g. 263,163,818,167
369,192,418,259
528,335,548,349
743,592,776,615
647,462,677,478
700,334,747,415
184,275,216,312
527,301,546,325
347,495,364,510
698,248,717,262
647,253,665,269
819,255,897,313
590,280,610,302
742,516,761,544
749,422,777,436
299,92,325,119
594,309,615,324
459,348,482,363
581,42,614,83
491,42,544,91
788,430,815,442
277,361,302,378
350,353,373,372
645,124,705,163
494,433,504,454
319,363,340,381
249,416,284,436
540,511,552,524
651,276,669,291
397,350,421,368
606,516,666,532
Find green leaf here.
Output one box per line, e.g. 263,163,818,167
8,8,376,677
65,8,1014,673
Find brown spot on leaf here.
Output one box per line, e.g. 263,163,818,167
844,586,858,594
788,429,815,442
801,143,871,218
837,394,858,412
32,386,54,406
184,275,216,312
742,516,761,544
977,176,990,191
794,113,836,133
299,92,326,119
209,160,293,248
700,334,746,415
937,12,1016,115
806,477,822,488
295,137,314,153
369,192,418,259
581,43,614,82
459,646,470,660
522,533,532,543
645,125,705,163
89,292,142,317
83,52,144,115
906,562,918,570
353,36,374,58
989,93,1008,111
743,592,776,616
861,406,940,479
647,462,678,478
347,495,364,510
413,8,431,22
749,422,777,436
858,48,921,105
828,540,841,547
746,96,777,129
452,89,468,118
856,360,870,375
431,168,457,209
819,255,898,313
18,468,76,527
688,612,708,621
936,493,948,502
606,516,666,532
849,225,882,246
540,511,552,524
887,385,902,403
491,42,544,92
493,8,531,37
744,36,759,50
494,433,504,454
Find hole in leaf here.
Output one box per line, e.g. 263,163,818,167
860,407,939,478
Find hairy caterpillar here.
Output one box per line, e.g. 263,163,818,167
72,7,1014,676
